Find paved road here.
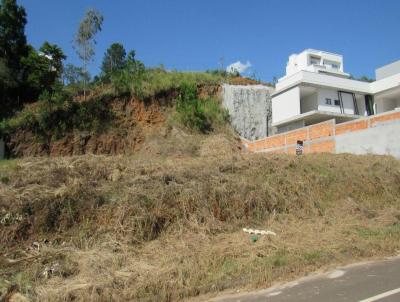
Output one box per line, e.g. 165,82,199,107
210,257,400,302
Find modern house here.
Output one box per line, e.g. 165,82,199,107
271,49,400,133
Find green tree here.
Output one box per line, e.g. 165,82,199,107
21,42,66,98
110,49,145,96
63,63,89,87
0,0,27,73
358,75,374,83
73,8,103,100
101,42,126,81
0,0,28,110
39,41,66,78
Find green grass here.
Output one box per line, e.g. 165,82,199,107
0,92,115,143
0,159,17,167
356,223,400,239
0,159,19,182
140,69,225,96
303,250,324,264
109,68,240,98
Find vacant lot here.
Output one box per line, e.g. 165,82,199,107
1,141,400,301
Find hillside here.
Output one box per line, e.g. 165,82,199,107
0,70,261,158
1,71,400,302
1,148,400,301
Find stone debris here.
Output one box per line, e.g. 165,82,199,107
110,169,122,182
242,228,276,236
42,262,60,279
31,242,40,252
0,212,23,225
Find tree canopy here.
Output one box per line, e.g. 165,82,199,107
101,42,126,80
0,0,28,110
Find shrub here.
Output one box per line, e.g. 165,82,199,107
108,66,233,99
1,88,114,142
175,82,229,133
110,59,145,97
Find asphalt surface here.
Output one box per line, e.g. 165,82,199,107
211,257,400,302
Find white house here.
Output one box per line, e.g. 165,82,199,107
271,49,400,133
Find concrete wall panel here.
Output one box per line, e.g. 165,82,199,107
335,120,400,158
272,87,300,124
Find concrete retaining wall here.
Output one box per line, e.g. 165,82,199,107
222,84,273,140
243,109,400,158
336,120,400,158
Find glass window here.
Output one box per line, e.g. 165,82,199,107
310,56,320,65
334,100,340,106
325,98,332,105
323,59,341,69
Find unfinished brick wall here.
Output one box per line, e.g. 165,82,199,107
309,121,335,140
335,119,368,135
243,110,400,155
370,110,400,126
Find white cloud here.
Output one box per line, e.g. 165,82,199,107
226,60,252,74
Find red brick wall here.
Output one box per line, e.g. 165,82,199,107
370,111,400,127
263,134,286,149
309,120,334,140
243,110,400,155
285,128,308,145
309,139,335,153
335,119,368,135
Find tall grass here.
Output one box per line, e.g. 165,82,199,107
110,68,232,98
0,90,115,142
174,82,229,133
1,153,400,301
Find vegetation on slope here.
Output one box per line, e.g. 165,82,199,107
1,149,400,301
0,80,231,157
0,0,264,158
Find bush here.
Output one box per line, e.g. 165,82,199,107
108,66,233,99
1,88,114,141
110,59,145,97
175,82,229,133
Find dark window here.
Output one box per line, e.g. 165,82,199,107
325,98,332,105
334,100,340,106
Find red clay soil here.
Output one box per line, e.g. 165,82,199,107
8,94,171,157
228,77,271,86
7,85,227,157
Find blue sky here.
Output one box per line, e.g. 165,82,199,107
19,0,400,82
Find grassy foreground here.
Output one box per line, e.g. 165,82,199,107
0,141,400,301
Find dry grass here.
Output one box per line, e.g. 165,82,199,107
0,143,400,301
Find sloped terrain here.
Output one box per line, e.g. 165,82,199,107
2,72,264,158
1,149,400,301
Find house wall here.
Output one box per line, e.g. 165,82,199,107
276,71,371,95
301,92,318,113
376,98,396,113
315,88,366,115
242,109,400,159
335,119,400,158
277,120,305,134
272,86,300,124
317,88,342,113
376,60,400,80
285,50,344,78
300,88,367,116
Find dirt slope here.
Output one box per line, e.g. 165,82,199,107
1,151,400,301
